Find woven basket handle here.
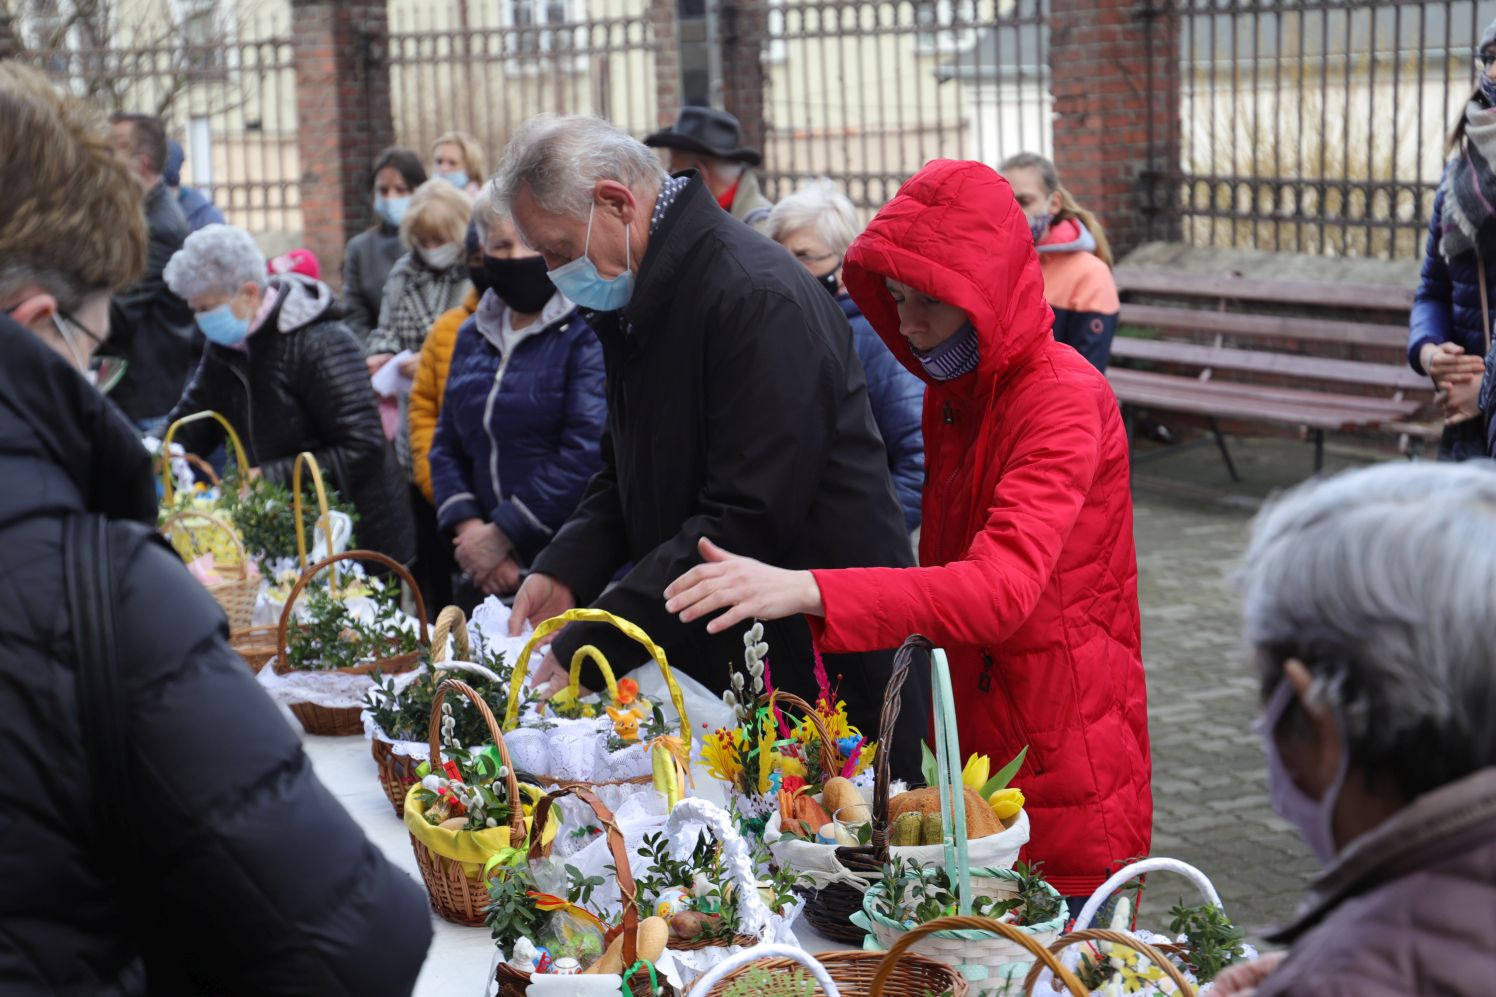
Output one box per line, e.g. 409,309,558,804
929,647,971,913
689,944,843,996
664,797,776,939
868,915,1088,997
568,645,621,702
757,689,844,777
291,451,334,572
160,410,250,504
868,634,926,857
431,605,472,665
158,507,250,581
503,608,692,757
427,678,525,839
1071,858,1223,934
274,548,430,668
1027,928,1196,996
525,786,640,969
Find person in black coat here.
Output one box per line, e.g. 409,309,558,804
0,62,431,992
497,115,928,781
101,112,199,430
164,224,415,567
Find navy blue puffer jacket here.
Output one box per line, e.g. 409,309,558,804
1409,184,1496,374
429,292,606,565
839,294,925,531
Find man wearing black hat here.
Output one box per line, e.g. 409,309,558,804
645,106,774,233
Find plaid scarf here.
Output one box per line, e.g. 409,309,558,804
1440,100,1496,264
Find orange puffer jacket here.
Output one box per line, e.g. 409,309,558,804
409,286,479,504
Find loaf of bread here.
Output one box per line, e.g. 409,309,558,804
887,786,1002,840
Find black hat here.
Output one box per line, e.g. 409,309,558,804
644,106,762,167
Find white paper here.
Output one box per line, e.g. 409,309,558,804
371,349,417,398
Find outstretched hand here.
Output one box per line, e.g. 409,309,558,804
663,537,825,635
508,572,575,636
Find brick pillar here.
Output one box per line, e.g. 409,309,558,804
719,0,767,154
649,0,682,129
1049,0,1180,258
290,0,394,293
0,9,17,60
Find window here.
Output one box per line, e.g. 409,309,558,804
180,0,226,75
504,0,585,69
914,0,979,55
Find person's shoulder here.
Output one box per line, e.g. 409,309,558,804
1042,251,1119,313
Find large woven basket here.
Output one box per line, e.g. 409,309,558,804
502,608,691,793
371,605,472,816
274,549,428,736
159,507,259,632
494,786,678,997
696,945,970,996
872,916,1088,996
407,678,531,925
1024,929,1195,996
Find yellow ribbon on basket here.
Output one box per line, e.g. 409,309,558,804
403,782,557,878
503,609,693,760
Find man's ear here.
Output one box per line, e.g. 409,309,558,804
594,180,637,224
6,289,59,329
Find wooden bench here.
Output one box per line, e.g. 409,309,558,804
1109,269,1437,478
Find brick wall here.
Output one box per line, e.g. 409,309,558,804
649,0,683,129
290,0,395,293
719,0,767,154
1049,0,1180,257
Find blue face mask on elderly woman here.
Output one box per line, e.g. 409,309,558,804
196,303,251,347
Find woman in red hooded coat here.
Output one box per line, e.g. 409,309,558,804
665,159,1151,901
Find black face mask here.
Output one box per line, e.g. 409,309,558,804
484,255,554,314
467,262,492,297
818,265,842,297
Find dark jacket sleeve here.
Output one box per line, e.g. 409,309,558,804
544,290,840,674
491,328,607,564
258,325,385,493
430,331,483,532
341,234,377,342
164,349,238,461
854,322,924,532
529,428,632,603
113,526,432,993
1410,186,1454,374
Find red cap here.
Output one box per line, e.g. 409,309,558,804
267,248,321,281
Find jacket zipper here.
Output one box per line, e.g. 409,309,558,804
982,650,1045,775
483,347,513,504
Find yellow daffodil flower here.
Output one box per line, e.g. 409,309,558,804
962,753,992,792
702,727,746,785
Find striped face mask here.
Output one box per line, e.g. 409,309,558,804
910,321,980,382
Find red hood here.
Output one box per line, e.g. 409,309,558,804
843,159,1055,387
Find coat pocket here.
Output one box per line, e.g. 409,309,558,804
981,649,1046,776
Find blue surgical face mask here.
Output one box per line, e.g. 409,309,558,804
196,303,251,347
375,195,410,228
439,170,470,190
1255,677,1349,865
546,203,635,312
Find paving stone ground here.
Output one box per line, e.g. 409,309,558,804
1128,434,1383,940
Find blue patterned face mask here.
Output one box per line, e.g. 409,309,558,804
910,321,980,381
1482,71,1496,107
1029,212,1052,244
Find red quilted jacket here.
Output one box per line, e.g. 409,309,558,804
809,160,1152,896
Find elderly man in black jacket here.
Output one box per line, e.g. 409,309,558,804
498,114,928,780
0,61,431,993
104,112,199,431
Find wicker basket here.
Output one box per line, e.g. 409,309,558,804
231,625,279,673
494,786,678,997
406,678,531,925
696,945,970,997
273,549,429,736
158,409,250,506
371,605,472,816
502,608,692,794
1024,929,1196,996
871,916,1087,996
159,507,259,632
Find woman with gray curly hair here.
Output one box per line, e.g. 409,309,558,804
163,223,414,568
1216,461,1496,996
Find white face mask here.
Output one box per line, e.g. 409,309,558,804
418,243,462,271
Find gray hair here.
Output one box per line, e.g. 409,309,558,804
492,114,668,220
768,176,861,257
163,224,266,302
1237,461,1496,799
471,184,504,248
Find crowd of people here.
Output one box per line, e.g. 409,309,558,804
5,25,1496,993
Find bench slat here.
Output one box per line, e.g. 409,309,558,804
1110,337,1431,392
1119,303,1409,349
1107,368,1420,430
1114,269,1415,312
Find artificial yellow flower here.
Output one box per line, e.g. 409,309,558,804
756,711,776,796
773,753,808,779
702,727,746,785
849,742,876,778
988,787,1025,822
962,753,992,792
815,698,858,740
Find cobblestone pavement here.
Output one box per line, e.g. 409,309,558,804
1129,437,1380,940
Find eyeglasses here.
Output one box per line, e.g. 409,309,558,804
792,250,839,265
55,311,127,395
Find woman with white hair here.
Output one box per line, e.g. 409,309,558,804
769,178,925,533
1215,461,1496,996
163,224,415,568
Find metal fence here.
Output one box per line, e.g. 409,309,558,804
1153,0,1496,260
757,0,1051,214
11,7,300,235
387,0,671,170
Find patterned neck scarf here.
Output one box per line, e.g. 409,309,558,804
910,322,980,381
1440,100,1496,264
